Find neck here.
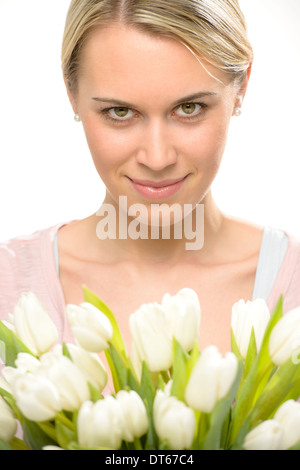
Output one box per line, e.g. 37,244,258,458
87,190,224,265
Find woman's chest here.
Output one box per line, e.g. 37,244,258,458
59,258,257,355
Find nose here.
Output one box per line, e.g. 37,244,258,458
135,119,178,171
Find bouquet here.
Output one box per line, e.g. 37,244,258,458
1,286,300,451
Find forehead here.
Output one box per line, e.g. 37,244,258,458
78,24,230,103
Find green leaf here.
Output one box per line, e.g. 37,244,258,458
105,342,129,391
186,341,200,379
203,359,243,450
255,295,284,370
88,381,104,402
248,356,300,427
170,338,189,401
139,362,158,451
282,376,300,403
37,422,58,443
21,418,58,450
127,367,140,394
230,328,243,361
140,361,156,407
0,438,13,450
55,419,76,449
0,321,34,366
228,296,284,446
288,442,300,450
0,387,20,418
243,328,257,377
143,397,158,451
62,342,72,360
8,437,30,451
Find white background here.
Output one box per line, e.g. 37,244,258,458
0,0,299,241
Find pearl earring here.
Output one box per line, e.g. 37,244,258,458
74,114,81,122
234,108,242,117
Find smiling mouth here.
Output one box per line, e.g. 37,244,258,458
128,175,189,188
127,175,189,199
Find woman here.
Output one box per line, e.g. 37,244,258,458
0,0,299,355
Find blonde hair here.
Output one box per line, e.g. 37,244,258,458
62,0,253,93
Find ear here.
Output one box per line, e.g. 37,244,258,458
234,62,252,110
63,72,78,115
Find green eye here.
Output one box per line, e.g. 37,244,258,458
113,107,129,117
181,103,197,115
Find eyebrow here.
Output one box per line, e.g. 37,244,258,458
91,91,218,108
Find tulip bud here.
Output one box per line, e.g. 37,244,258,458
184,345,238,413
273,400,300,449
43,446,64,450
38,351,91,412
77,397,124,449
243,419,283,450
130,288,201,373
0,396,17,443
0,376,12,394
162,288,201,352
9,372,62,422
231,299,270,358
66,343,108,391
153,390,195,450
129,302,173,372
11,292,58,356
15,352,41,373
115,390,148,442
269,306,300,365
66,303,113,353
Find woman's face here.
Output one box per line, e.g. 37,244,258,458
69,24,246,216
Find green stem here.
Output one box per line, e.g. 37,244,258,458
133,437,143,450
55,412,76,432
161,370,170,383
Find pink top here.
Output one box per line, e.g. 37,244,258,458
0,221,300,344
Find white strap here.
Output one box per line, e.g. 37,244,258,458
252,226,288,301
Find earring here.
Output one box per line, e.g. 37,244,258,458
234,108,242,117
74,114,81,122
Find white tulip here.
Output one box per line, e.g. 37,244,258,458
162,288,201,351
0,376,12,394
269,306,300,365
184,345,238,413
38,351,90,412
130,288,201,373
43,446,64,450
10,372,62,422
115,390,148,442
273,400,300,449
0,395,17,442
153,390,195,450
77,397,124,449
14,352,41,373
231,299,270,358
66,302,113,353
66,343,107,391
11,292,58,356
243,419,283,450
129,302,173,372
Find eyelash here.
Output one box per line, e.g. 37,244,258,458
99,102,208,126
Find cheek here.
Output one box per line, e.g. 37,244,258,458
183,119,229,170
81,115,131,172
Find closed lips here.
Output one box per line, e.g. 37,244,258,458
129,176,188,187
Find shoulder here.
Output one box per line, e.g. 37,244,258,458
0,222,66,321
0,223,61,268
